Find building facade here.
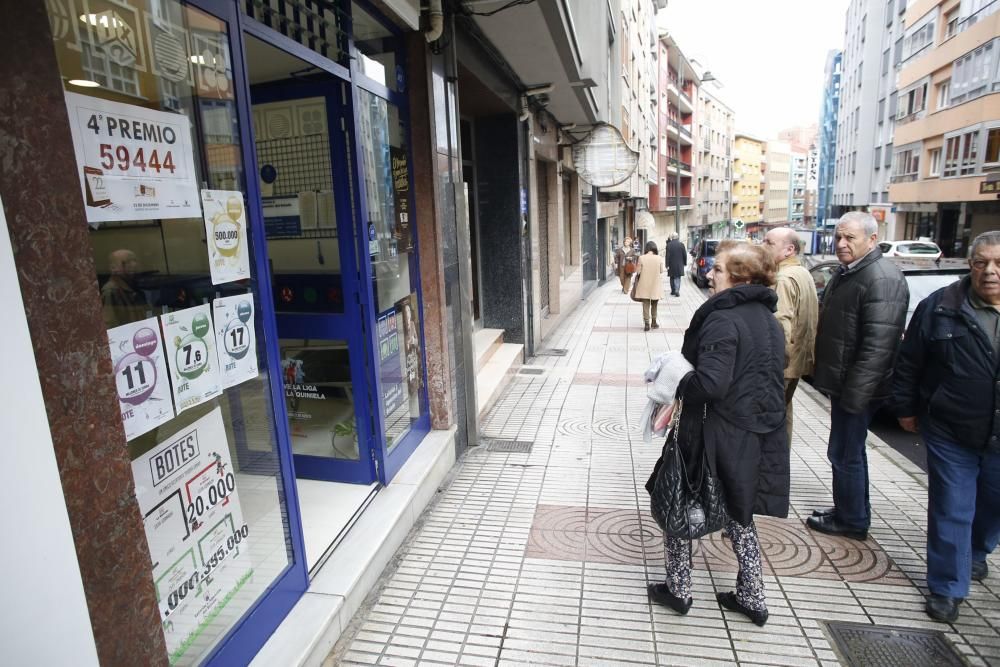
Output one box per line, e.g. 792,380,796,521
887,0,1000,256
732,133,765,230
817,49,843,235
832,0,907,240
789,151,808,223
650,32,697,246
764,140,792,225
0,1,666,665
693,83,735,241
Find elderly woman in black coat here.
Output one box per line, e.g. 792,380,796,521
647,240,790,626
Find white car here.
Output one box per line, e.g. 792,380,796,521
878,240,943,261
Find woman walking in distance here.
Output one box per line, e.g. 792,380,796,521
614,236,636,294
634,240,665,331
647,240,789,626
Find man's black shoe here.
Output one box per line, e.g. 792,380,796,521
806,514,867,541
647,583,692,615
716,591,768,627
972,560,989,581
811,506,836,518
925,594,961,623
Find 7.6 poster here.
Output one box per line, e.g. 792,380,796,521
131,408,252,663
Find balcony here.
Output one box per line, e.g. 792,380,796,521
890,173,919,184
665,157,692,174
665,196,693,208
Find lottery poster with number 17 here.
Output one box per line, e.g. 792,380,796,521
107,317,175,440
213,294,258,389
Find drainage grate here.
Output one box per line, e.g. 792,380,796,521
519,367,545,375
535,348,569,356
825,621,965,667
485,439,534,454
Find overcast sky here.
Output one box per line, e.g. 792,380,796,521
657,0,851,140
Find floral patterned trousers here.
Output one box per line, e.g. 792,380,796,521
663,519,767,612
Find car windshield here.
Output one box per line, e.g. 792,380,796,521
903,273,964,326
898,243,939,255
704,241,718,256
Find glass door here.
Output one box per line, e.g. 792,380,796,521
242,32,376,484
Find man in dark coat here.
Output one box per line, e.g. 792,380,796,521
893,230,1000,623
808,212,908,541
666,233,688,297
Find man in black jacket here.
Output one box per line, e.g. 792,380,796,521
807,212,908,541
666,233,687,297
893,230,1000,623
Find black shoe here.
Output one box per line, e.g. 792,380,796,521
644,323,650,332
716,591,768,626
811,506,836,518
925,594,961,623
651,320,659,329
972,560,989,581
806,514,868,541
674,293,681,297
647,583,692,615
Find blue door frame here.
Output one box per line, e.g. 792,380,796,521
192,0,433,663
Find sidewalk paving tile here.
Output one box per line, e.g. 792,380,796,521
327,276,1000,667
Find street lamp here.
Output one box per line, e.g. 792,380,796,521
674,59,717,238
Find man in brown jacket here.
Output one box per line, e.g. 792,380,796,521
763,228,818,443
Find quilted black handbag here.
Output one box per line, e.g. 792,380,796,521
650,400,729,540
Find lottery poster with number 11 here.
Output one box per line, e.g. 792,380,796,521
108,317,175,440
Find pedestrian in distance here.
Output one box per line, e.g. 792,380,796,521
893,230,1000,623
807,212,909,541
634,240,664,331
614,236,637,294
763,227,818,444
666,233,688,297
647,240,789,626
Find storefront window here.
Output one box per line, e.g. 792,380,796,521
352,2,401,92
356,87,424,450
47,1,294,664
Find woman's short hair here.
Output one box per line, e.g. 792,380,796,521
644,240,658,254
716,240,776,286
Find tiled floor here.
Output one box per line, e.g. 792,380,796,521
327,277,1000,667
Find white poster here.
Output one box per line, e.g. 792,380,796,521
64,92,201,224
130,408,252,663
201,190,251,285
213,295,258,389
161,304,222,413
108,318,175,440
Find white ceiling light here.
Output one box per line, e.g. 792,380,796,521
68,79,101,88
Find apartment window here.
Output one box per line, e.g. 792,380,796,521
928,148,942,176
960,0,1000,29
888,91,898,118
892,145,920,182
887,0,895,26
852,151,857,173
874,146,882,168
943,129,979,176
944,9,959,38
985,128,1000,166
903,13,937,62
951,39,999,104
937,80,951,110
881,49,891,76
885,142,893,167
893,37,904,67
898,82,928,120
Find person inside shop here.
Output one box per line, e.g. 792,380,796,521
101,248,149,328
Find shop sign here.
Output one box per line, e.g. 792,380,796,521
390,147,412,252
108,317,175,440
213,295,258,390
572,123,639,187
980,180,1000,194
201,190,250,285
64,92,200,224
162,304,222,413
261,197,302,238
130,407,251,663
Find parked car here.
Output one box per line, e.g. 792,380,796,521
878,240,943,261
689,239,720,288
809,257,969,327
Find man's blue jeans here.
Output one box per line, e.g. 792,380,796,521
670,276,681,295
827,399,878,531
924,430,1000,599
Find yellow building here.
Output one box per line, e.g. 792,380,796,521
732,133,764,224
763,140,792,224
888,0,1000,256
